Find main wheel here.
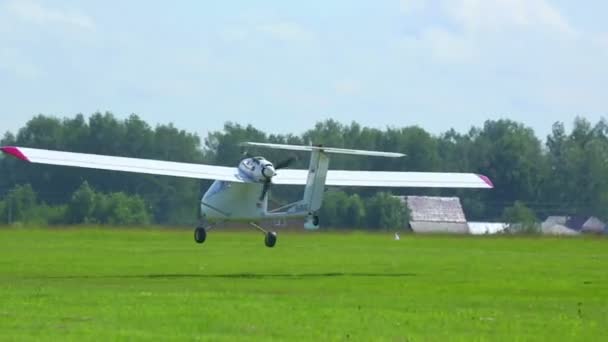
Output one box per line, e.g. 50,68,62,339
313,215,320,226
264,232,277,248
194,227,207,244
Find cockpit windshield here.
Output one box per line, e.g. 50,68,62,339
241,159,255,171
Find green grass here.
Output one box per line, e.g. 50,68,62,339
0,227,607,341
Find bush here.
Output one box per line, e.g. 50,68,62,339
103,192,150,225
319,191,365,228
364,193,409,230
502,201,539,234
66,181,96,223
0,184,38,224
65,181,151,225
0,184,68,225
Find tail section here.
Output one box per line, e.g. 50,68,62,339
302,149,330,213
242,142,405,158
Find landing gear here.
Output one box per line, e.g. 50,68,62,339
304,214,321,230
249,222,278,248
264,232,277,247
194,226,207,244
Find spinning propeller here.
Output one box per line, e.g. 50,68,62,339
240,146,297,201
258,155,297,201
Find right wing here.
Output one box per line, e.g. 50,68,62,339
0,146,245,182
273,169,493,188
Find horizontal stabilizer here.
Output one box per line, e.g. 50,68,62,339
273,169,494,189
242,142,405,158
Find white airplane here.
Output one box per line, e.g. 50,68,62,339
0,142,493,247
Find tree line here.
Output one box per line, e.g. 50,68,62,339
1,112,607,228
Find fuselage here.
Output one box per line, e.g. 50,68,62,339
200,157,274,221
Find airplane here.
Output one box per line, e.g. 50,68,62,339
0,142,493,247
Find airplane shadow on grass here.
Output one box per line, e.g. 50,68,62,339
43,272,417,280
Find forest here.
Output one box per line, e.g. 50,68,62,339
1,112,607,229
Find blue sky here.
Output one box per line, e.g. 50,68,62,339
0,0,606,140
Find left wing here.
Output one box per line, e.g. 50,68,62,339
0,146,245,182
273,169,493,188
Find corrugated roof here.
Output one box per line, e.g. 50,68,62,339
402,196,467,223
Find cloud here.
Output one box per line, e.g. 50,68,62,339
419,27,478,64
257,22,314,43
399,0,427,14
399,0,574,36
443,0,575,36
220,21,315,45
594,32,608,55
334,79,362,96
397,0,580,64
6,0,95,30
0,47,43,79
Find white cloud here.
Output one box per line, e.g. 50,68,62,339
420,27,477,64
0,47,42,79
220,22,315,45
397,0,580,64
257,22,314,43
442,0,575,36
399,0,427,14
398,0,575,36
594,32,608,55
221,27,251,42
334,79,362,95
6,0,95,30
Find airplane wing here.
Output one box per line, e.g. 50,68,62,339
273,169,493,189
1,146,493,188
0,146,245,182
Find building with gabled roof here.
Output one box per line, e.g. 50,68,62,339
541,216,606,235
397,196,469,234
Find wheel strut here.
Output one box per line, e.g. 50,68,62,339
249,222,278,248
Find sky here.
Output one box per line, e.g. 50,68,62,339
0,0,607,140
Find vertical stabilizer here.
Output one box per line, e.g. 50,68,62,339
302,149,329,213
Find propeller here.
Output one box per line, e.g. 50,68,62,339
258,155,298,201
274,156,297,170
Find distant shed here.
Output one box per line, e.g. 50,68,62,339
399,196,469,234
566,216,606,234
468,222,508,235
541,216,579,235
541,216,606,235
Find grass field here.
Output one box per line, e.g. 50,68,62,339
0,227,607,341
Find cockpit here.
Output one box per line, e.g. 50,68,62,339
239,157,275,182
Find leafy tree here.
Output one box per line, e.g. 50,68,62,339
66,181,96,223
318,191,348,228
0,184,37,224
503,201,538,233
65,181,150,225
365,192,409,230
344,194,366,227
103,192,150,225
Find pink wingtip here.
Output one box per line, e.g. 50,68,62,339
1,146,30,162
477,174,494,188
